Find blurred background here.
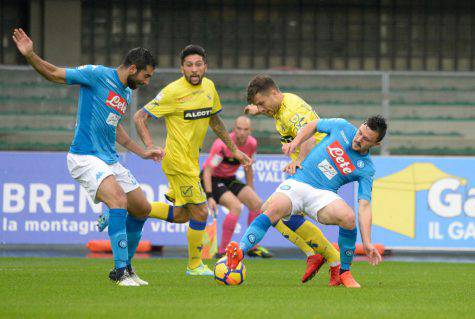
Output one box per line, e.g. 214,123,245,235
1,0,474,257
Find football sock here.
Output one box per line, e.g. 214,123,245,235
219,213,239,254
274,220,314,257
125,214,146,265
149,202,174,222
187,219,206,269
338,226,357,271
248,210,260,225
294,219,341,266
239,214,271,253
108,208,128,270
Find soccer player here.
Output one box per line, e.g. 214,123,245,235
12,28,163,286
244,75,341,284
202,115,273,259
134,45,252,276
226,116,387,288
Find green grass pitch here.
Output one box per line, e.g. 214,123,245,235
0,258,473,319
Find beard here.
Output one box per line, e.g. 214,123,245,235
127,75,139,90
185,73,203,86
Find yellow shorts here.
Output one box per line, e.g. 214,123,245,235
165,173,206,206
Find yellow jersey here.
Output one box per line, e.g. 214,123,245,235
273,93,326,161
144,76,222,176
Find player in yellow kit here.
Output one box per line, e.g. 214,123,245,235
134,45,252,276
244,74,341,285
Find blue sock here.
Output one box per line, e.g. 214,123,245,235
108,208,128,270
282,214,305,231
126,214,147,266
338,227,357,271
239,214,272,253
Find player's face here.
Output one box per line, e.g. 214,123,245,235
352,124,380,153
234,121,251,143
252,89,280,117
127,65,154,90
181,54,207,85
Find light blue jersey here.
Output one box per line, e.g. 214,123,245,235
291,118,375,202
66,65,132,164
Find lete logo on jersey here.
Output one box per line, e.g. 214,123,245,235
326,140,355,175
105,91,127,115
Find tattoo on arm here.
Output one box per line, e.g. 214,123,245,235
209,115,236,153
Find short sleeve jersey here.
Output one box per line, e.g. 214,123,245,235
65,65,132,164
290,118,375,202
273,93,326,161
203,132,257,178
143,77,222,176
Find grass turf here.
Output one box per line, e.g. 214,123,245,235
0,258,473,319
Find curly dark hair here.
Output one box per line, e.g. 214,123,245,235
122,47,156,71
365,115,388,142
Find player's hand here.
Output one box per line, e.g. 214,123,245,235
244,104,259,115
142,146,165,162
364,243,382,266
233,149,253,168
207,198,218,217
12,28,34,58
282,142,298,156
282,160,301,175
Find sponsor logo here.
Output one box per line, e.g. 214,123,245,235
184,107,212,120
317,159,338,180
105,91,127,115
357,160,365,168
106,113,120,127
345,249,353,257
289,114,306,131
326,140,355,175
280,185,291,190
248,234,256,244
118,240,128,248
340,130,349,144
106,79,118,89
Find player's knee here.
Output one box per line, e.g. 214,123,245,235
229,203,242,216
107,192,127,209
341,212,356,230
173,209,190,223
250,199,263,212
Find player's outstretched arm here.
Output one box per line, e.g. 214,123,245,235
202,166,218,214
209,114,252,168
282,120,319,156
358,199,382,266
116,124,164,162
12,28,66,84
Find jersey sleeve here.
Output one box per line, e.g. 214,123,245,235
204,140,224,169
65,65,97,86
357,174,373,202
143,88,176,119
316,118,347,134
211,85,222,115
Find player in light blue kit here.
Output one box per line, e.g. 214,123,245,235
226,116,387,288
13,28,163,286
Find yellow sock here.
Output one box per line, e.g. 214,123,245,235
274,220,314,257
149,202,172,221
187,222,205,269
296,221,340,266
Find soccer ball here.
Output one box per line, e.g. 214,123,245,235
214,257,246,285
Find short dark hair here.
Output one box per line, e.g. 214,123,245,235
122,47,156,71
365,115,388,142
246,74,279,104
180,44,207,64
